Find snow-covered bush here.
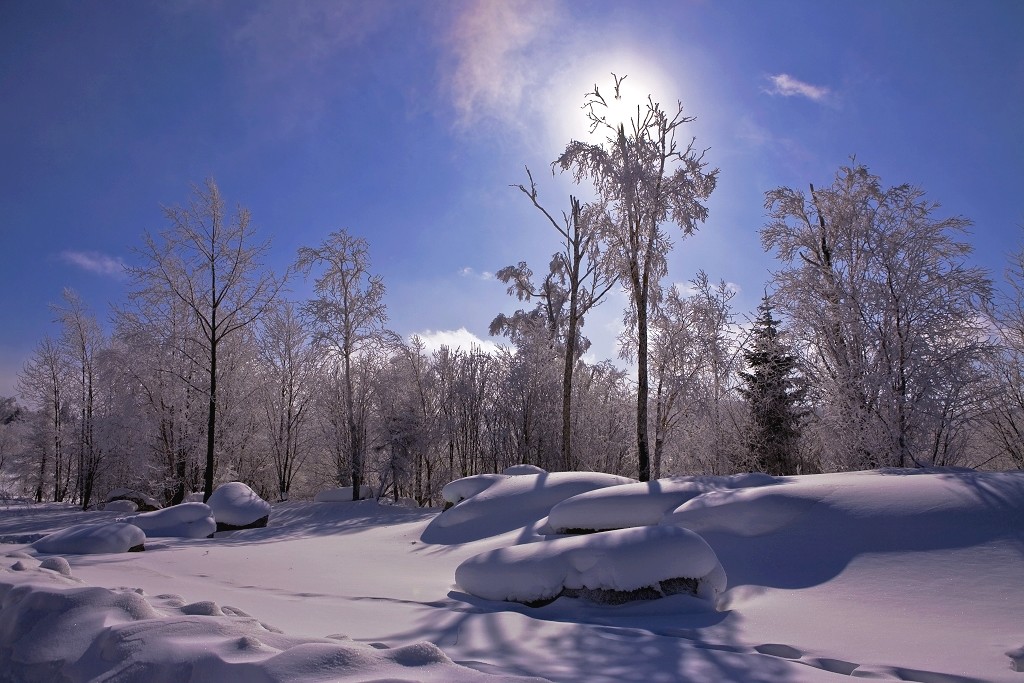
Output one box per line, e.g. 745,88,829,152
456,525,726,606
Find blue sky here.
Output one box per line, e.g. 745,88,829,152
2,0,1022,398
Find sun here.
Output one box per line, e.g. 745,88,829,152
542,47,687,151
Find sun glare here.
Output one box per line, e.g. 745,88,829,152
544,49,684,149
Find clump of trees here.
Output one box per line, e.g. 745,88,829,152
5,83,1024,508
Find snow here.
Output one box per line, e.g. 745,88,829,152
3,468,1024,682
103,499,138,512
455,525,726,604
314,485,375,502
0,563,543,682
206,481,271,527
123,502,217,538
31,522,146,554
547,472,778,533
426,471,635,544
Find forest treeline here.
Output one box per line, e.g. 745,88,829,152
3,78,1024,508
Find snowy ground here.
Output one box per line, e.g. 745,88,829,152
2,468,1023,682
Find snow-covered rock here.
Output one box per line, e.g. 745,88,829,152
31,522,146,554
123,502,216,539
441,473,508,506
503,464,547,476
548,473,778,533
314,485,375,502
184,492,205,503
207,482,271,531
105,488,162,511
456,525,726,606
425,471,634,544
103,499,138,512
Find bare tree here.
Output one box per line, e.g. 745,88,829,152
297,229,390,501
493,168,616,470
555,74,718,481
129,178,283,501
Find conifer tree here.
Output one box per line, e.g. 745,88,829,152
738,296,807,475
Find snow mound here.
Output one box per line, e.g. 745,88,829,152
31,522,146,554
207,482,271,530
548,473,778,533
0,564,544,682
441,473,508,505
105,488,162,511
456,525,725,606
503,464,547,476
123,502,216,539
102,499,138,512
314,485,375,502
425,472,634,544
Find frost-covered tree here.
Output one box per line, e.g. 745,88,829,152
52,288,105,509
256,301,320,501
17,337,73,502
737,295,807,475
763,162,991,469
297,230,391,500
556,74,718,481
493,169,616,469
130,179,282,501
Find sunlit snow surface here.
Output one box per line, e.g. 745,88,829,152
3,468,1024,682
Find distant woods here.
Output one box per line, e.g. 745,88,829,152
3,78,1023,507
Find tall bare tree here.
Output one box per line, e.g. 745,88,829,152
493,169,616,470
297,230,390,501
555,74,718,480
129,179,282,501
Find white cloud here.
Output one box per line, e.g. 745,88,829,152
59,251,125,277
764,73,830,102
459,266,493,280
411,327,501,355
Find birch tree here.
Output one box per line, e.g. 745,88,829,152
555,74,718,480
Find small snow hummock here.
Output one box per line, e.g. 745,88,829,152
314,485,375,502
124,502,216,539
103,499,138,513
105,488,162,511
31,522,146,554
441,473,508,506
207,482,271,531
455,525,726,606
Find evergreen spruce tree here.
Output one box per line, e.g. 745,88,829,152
738,296,807,475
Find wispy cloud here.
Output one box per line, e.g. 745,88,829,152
443,0,560,129
459,266,493,280
764,73,830,102
59,251,126,278
411,327,501,355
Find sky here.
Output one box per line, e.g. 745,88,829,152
1,0,1022,400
